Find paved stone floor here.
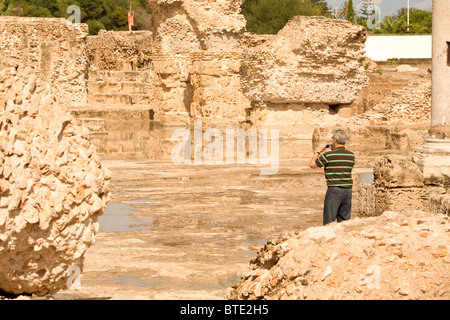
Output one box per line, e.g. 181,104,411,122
52,123,372,300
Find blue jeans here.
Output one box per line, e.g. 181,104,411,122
323,187,352,225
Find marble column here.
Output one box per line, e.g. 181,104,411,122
413,0,450,186
421,0,450,151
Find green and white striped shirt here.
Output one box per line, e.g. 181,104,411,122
315,147,355,189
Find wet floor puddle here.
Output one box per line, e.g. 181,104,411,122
99,202,153,232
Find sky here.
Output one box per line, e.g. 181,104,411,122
325,0,432,18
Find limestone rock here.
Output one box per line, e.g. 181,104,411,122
396,65,419,73
87,30,154,71
229,210,450,300
147,0,246,52
373,155,424,188
240,16,369,106
371,76,431,125
429,194,450,216
0,56,110,296
0,17,88,107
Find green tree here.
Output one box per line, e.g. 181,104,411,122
0,0,153,35
347,0,355,23
373,17,406,34
401,8,432,33
242,0,324,34
87,19,106,35
382,7,432,34
111,6,127,27
310,0,330,16
358,0,374,24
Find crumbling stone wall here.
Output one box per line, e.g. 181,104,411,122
86,30,154,71
0,4,371,123
85,30,157,117
0,17,88,107
357,155,449,217
143,2,370,123
148,0,246,52
241,16,370,124
190,51,250,121
146,0,249,122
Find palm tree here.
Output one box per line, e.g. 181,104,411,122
375,18,407,34
334,1,348,19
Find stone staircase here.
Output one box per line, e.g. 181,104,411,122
85,69,156,115
70,69,156,125
68,69,158,160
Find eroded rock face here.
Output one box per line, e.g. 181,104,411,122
241,16,369,106
373,155,424,188
229,210,450,300
0,17,88,107
147,0,246,52
146,0,249,122
0,56,110,296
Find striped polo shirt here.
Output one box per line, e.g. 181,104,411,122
315,147,355,188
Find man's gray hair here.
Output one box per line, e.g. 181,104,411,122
333,129,348,145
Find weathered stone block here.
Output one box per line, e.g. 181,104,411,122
86,30,153,72
373,155,424,188
357,183,376,216
241,16,369,106
357,184,429,216
0,17,88,107
412,151,450,187
429,193,450,215
374,187,428,216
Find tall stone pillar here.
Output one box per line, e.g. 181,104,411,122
413,0,450,187
422,0,450,151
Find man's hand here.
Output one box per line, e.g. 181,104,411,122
310,142,329,169
316,142,329,154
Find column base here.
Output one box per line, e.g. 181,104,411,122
415,138,450,154
413,138,450,187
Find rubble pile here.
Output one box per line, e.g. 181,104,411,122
229,210,449,300
370,76,431,124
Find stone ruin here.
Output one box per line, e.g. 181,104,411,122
0,2,375,128
357,154,449,217
229,209,450,300
0,55,110,296
81,0,372,125
0,17,89,108
241,16,369,123
0,0,444,299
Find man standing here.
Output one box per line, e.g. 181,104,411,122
310,129,355,225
